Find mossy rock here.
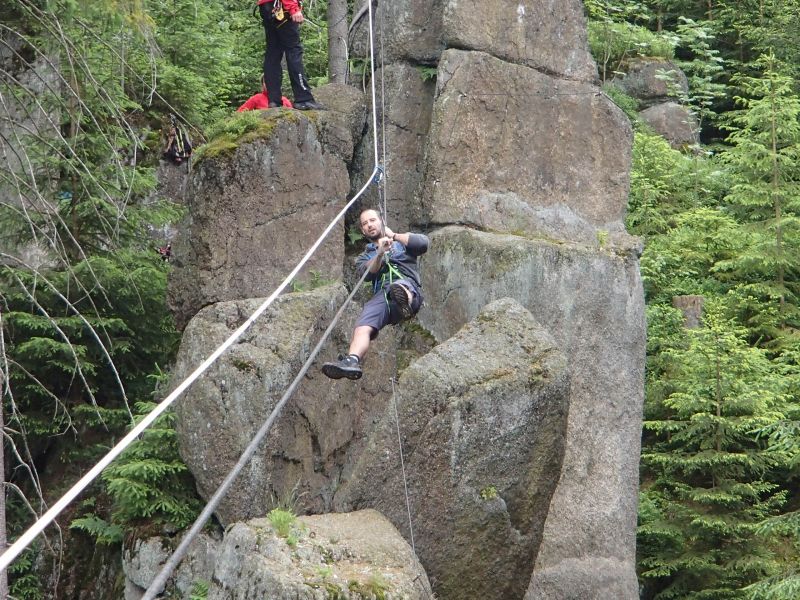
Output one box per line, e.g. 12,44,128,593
193,109,304,164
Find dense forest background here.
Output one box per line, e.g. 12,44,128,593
2,0,800,598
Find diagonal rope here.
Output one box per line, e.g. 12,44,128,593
142,268,372,599
0,171,378,574
0,0,387,576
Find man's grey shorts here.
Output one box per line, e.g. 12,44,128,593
355,279,423,339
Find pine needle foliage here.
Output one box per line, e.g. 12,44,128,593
101,400,201,529
639,302,790,599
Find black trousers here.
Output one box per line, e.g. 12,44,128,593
259,3,314,104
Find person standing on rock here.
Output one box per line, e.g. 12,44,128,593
257,0,323,111
322,209,429,380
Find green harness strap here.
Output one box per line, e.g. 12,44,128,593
379,254,406,311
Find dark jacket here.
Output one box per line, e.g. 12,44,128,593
356,233,430,291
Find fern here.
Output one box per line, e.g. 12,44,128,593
69,515,124,545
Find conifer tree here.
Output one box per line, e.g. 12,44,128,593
639,302,789,599
717,52,800,339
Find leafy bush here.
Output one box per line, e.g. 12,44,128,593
588,21,674,80
602,83,640,121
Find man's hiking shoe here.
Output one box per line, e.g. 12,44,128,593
294,100,324,111
322,354,363,380
268,102,280,108
388,283,413,320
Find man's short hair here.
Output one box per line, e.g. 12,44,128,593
359,208,381,222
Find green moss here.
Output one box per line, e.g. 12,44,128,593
231,358,256,372
480,485,499,500
304,581,346,599
348,574,391,599
193,110,302,164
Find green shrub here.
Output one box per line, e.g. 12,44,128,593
589,21,675,80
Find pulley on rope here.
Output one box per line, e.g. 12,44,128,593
372,164,385,184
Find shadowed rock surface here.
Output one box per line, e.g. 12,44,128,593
210,510,432,599
172,284,396,525
349,63,436,232
336,298,569,600
639,101,699,148
123,533,219,600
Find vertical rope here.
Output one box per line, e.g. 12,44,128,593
390,376,416,555
366,0,380,173
378,0,389,226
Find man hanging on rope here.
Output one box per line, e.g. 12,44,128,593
322,209,429,380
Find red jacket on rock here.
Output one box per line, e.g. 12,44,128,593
237,87,293,111
256,0,301,14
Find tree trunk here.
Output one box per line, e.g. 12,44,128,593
327,0,349,84
673,295,705,329
0,322,7,598
769,68,785,320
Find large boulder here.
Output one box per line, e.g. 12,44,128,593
441,0,597,81
353,0,596,81
335,298,570,600
167,111,350,331
639,101,699,148
615,58,689,107
415,226,644,600
420,49,632,246
123,533,219,600
311,82,367,163
172,284,396,525
210,510,432,599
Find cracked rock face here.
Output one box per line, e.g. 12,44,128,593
349,63,436,233
335,298,569,600
419,49,632,247
172,284,396,525
416,227,644,600
167,114,350,331
353,0,596,82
